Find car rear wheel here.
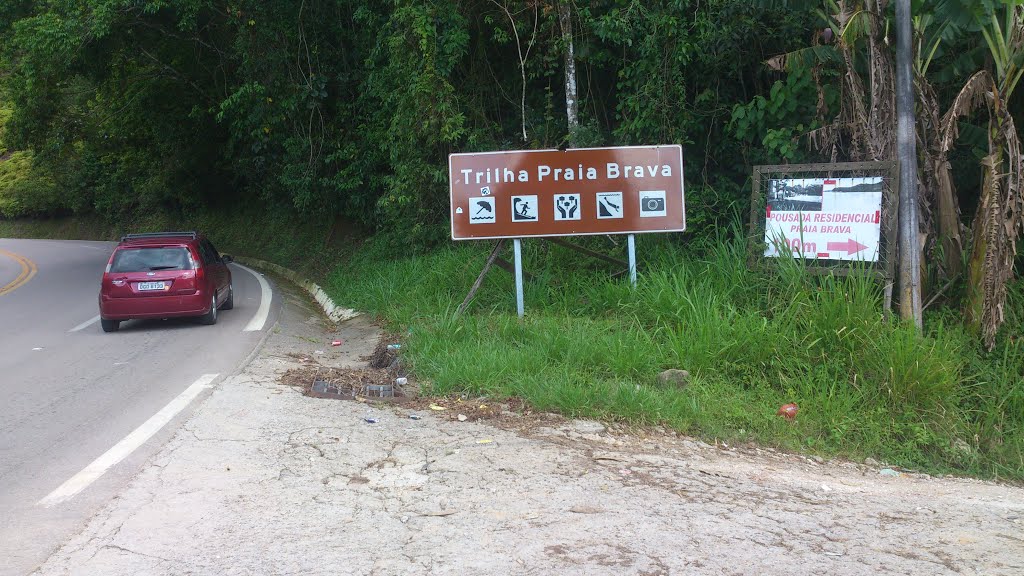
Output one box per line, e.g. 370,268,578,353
198,294,217,325
221,284,234,310
100,319,120,333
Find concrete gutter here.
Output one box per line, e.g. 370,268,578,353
233,256,360,323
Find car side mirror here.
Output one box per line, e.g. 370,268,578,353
222,255,234,264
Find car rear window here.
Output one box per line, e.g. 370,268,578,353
110,247,194,272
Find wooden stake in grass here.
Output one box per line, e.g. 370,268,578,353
456,239,506,317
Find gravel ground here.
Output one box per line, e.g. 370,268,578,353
34,283,1024,576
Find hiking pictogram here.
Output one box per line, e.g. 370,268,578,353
511,195,538,221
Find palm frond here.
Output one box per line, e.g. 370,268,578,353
837,9,872,44
806,122,840,153
917,19,949,76
983,11,1007,79
1006,66,1024,100
940,70,994,154
946,46,990,81
955,121,991,153
964,83,1024,349
764,45,842,72
1003,6,1024,97
931,0,982,32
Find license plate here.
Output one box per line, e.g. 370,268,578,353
138,281,166,291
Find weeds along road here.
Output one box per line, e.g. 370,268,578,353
0,238,279,576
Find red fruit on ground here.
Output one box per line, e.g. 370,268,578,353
777,403,799,419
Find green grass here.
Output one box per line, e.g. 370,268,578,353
326,231,1024,482
5,212,1021,481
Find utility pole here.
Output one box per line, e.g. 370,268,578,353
896,0,923,329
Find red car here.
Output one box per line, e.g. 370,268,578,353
98,232,233,332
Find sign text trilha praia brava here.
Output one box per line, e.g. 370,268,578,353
460,162,674,185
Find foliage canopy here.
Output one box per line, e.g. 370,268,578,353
0,0,816,244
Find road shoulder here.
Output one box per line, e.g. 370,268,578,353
34,282,1024,576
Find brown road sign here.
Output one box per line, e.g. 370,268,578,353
449,145,685,240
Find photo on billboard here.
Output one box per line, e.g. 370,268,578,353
767,178,823,212
823,177,883,211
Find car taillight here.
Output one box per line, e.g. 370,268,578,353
189,249,204,281
112,279,126,287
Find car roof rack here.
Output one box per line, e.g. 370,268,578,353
120,231,198,242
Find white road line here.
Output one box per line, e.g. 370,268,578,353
37,373,219,508
69,315,100,332
235,263,271,332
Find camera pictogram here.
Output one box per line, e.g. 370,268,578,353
638,190,667,217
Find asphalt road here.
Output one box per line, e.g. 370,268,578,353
0,238,279,576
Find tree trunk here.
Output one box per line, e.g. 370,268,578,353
918,74,963,280
558,0,578,145
933,159,963,278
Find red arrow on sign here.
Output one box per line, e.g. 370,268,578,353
826,239,869,255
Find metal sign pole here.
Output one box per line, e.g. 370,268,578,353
513,238,525,317
627,234,637,287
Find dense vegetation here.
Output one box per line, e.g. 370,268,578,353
0,0,815,236
1,2,1022,478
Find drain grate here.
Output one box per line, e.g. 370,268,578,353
282,366,412,402
309,379,355,400
364,384,394,398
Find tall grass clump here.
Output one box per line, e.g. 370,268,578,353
325,230,1022,480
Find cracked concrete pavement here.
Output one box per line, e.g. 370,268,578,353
33,280,1024,575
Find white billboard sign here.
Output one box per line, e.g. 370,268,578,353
763,177,883,262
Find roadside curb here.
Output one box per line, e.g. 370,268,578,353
233,256,360,323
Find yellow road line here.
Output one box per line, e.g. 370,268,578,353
0,248,38,296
